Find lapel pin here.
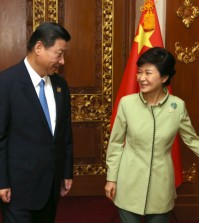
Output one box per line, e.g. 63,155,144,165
57,87,62,92
168,102,177,113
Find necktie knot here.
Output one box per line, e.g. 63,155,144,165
39,79,45,88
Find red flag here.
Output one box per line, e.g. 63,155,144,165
110,0,183,187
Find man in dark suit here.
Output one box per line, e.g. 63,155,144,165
0,22,73,223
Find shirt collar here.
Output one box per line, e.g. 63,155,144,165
24,57,48,87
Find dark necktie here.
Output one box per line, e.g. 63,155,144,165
39,79,52,132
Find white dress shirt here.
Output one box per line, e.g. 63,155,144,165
24,57,56,134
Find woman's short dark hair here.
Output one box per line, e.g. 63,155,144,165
27,22,71,52
136,47,176,86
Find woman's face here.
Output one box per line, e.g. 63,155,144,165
137,63,168,94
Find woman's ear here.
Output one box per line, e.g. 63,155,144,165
162,75,169,84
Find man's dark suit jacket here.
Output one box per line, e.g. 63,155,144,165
0,60,73,210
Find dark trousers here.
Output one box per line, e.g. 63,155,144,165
1,192,56,223
119,208,169,223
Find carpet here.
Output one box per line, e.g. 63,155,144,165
55,196,119,223
0,196,119,223
1,196,199,223
55,196,199,223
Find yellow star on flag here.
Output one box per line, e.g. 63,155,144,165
134,24,154,54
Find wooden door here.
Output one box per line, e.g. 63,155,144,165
62,0,135,195
166,0,199,221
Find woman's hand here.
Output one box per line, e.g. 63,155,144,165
105,181,116,200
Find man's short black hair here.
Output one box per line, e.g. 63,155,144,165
27,22,71,52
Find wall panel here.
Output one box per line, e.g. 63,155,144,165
0,0,27,70
166,0,199,220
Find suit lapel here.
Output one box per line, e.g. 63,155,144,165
18,61,52,135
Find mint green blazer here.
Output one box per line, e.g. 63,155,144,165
106,92,199,215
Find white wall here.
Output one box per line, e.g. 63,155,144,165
135,0,166,45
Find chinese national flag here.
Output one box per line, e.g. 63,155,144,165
110,0,183,187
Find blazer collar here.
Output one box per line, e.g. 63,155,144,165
139,87,169,106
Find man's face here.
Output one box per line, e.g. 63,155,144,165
36,39,68,76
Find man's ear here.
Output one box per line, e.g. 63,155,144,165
35,41,44,55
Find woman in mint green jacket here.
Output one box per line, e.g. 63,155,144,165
105,47,199,223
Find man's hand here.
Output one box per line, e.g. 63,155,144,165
60,179,73,197
0,188,11,203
